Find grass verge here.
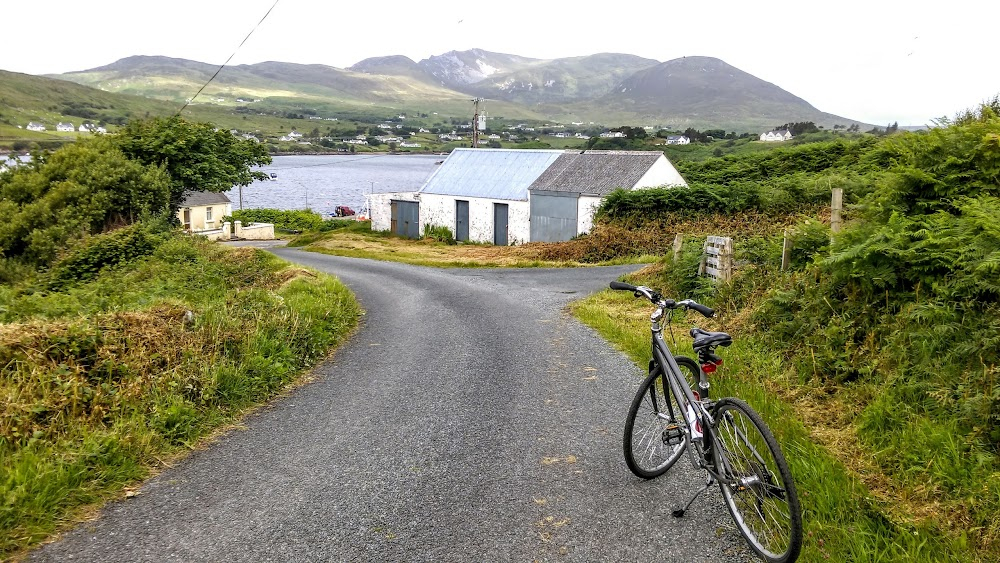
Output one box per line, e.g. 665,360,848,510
288,217,795,269
571,265,975,562
0,235,360,559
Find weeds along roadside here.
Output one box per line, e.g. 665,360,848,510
0,233,360,559
572,259,975,562
579,107,1000,562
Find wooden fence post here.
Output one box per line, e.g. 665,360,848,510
781,228,792,271
673,233,683,262
831,188,843,234
721,237,733,282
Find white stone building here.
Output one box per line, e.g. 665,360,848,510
369,148,687,245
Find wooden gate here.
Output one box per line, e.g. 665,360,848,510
699,236,733,282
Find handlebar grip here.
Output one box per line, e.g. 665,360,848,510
610,281,637,291
688,302,715,318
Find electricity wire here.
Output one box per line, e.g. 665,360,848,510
176,0,281,115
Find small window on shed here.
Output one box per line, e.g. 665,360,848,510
206,207,214,222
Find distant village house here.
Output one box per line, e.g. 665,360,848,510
666,135,690,145
26,122,46,132
56,122,75,132
759,129,793,142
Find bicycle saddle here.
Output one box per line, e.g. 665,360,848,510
690,328,732,348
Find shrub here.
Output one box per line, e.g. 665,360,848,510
229,208,325,232
422,224,456,244
46,219,174,290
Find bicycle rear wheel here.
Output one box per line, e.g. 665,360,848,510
711,398,802,563
622,356,699,479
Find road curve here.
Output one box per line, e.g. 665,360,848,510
29,248,752,562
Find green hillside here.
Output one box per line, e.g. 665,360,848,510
38,50,867,132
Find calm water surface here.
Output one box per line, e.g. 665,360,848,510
224,154,442,216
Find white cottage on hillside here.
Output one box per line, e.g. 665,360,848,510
759,129,793,142
369,148,687,244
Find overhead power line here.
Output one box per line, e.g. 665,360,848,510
176,0,281,115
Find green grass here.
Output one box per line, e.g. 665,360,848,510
0,234,360,559
570,272,973,562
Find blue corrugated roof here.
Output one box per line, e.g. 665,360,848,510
418,148,565,201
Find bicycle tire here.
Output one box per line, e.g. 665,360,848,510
711,398,802,563
622,356,700,479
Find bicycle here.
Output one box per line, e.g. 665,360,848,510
611,281,802,563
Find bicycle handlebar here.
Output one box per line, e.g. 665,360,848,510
609,281,715,318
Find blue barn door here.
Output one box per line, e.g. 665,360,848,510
493,203,509,246
456,200,469,242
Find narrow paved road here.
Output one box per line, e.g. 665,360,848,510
30,248,751,562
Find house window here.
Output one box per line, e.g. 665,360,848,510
183,209,191,230
205,207,214,223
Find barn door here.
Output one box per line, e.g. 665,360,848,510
391,200,420,238
493,203,508,246
530,191,579,242
455,200,469,242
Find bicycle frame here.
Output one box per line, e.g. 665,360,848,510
647,311,738,486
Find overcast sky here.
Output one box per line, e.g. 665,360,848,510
5,0,998,126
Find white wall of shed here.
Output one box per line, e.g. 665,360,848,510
419,193,530,244
370,192,418,232
635,156,688,188
578,195,604,235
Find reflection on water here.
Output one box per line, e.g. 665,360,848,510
225,154,441,216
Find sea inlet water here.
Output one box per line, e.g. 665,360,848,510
224,154,442,217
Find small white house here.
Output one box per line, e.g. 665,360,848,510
666,135,690,145
370,148,687,244
56,122,75,132
760,130,793,142
177,191,232,233
26,122,45,132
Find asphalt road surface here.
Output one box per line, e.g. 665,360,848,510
30,247,753,562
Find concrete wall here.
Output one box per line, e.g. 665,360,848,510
578,195,604,235
371,192,529,245
234,221,274,240
419,193,529,245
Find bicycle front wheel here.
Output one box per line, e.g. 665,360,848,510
622,357,699,479
712,398,802,563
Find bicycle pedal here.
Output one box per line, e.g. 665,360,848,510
662,423,684,445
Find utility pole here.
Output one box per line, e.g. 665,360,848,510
471,97,484,147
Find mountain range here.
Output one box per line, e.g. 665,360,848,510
47,49,864,132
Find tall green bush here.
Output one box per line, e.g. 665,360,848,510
0,137,171,269
753,105,1000,548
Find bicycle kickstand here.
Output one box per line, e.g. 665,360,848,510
672,475,714,518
